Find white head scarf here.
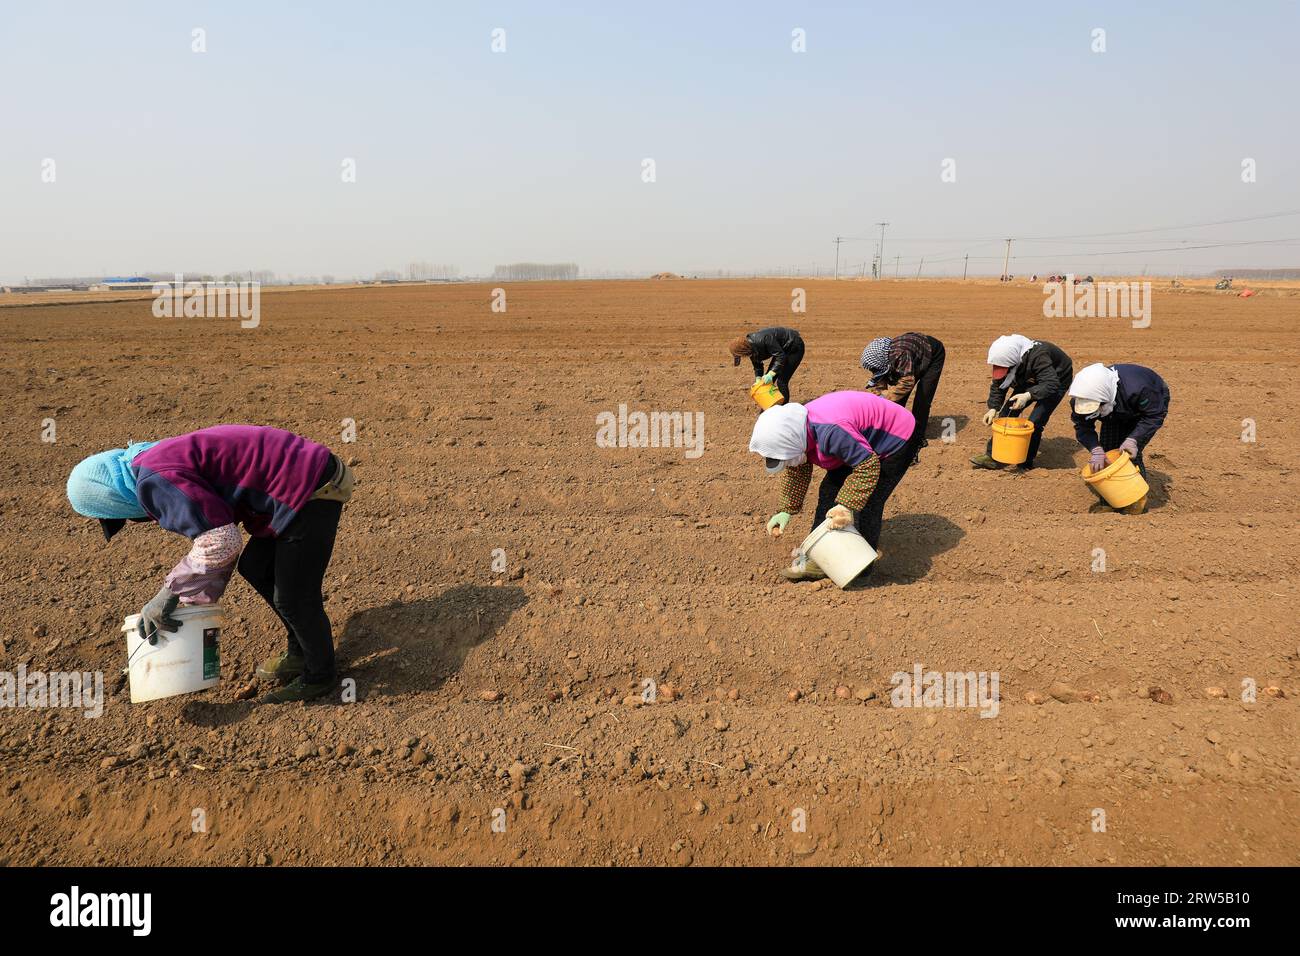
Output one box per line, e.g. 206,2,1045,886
987,334,1036,390
749,403,809,474
1068,363,1119,418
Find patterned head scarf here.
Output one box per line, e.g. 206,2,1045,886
860,337,892,374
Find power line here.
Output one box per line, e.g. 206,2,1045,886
836,209,1300,247
1019,209,1300,240
967,236,1300,261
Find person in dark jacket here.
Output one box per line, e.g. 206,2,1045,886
730,327,804,403
1068,363,1170,514
971,334,1074,471
66,425,357,703
860,332,945,462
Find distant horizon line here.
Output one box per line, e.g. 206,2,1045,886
6,270,1299,294
7,265,1300,287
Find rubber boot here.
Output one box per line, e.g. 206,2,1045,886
969,453,1005,470
256,651,304,683
780,557,828,582
262,676,335,704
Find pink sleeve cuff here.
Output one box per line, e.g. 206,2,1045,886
165,523,242,605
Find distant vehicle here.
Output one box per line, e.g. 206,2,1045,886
1215,277,1233,290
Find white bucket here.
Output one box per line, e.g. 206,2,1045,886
798,519,879,589
122,604,224,703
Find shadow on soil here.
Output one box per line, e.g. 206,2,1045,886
925,414,968,439
179,584,526,725
336,584,528,700
1143,465,1172,510
1029,436,1082,470
860,512,965,586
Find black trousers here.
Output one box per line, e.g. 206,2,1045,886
904,337,945,454
813,452,912,573
772,343,804,404
1099,415,1149,477
237,499,343,684
985,387,1066,467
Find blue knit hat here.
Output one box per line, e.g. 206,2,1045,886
860,337,893,378
67,442,157,522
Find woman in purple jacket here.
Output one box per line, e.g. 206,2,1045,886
749,391,916,583
67,425,356,703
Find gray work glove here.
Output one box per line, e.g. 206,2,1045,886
140,587,181,644
1088,447,1108,472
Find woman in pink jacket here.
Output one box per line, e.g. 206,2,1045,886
749,391,916,583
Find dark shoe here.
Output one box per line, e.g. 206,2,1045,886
256,652,304,683
262,676,335,704
1011,462,1036,473
1087,500,1112,514
969,454,1005,470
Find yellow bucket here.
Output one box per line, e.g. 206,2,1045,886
1081,449,1149,509
750,380,785,410
990,417,1034,464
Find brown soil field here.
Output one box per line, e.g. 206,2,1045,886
1,279,1297,866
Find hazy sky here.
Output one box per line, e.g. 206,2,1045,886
3,0,1298,280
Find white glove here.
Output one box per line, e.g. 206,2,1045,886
827,505,854,529
982,408,998,426
1009,392,1032,410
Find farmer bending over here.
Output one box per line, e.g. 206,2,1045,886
749,391,915,583
1068,363,1170,514
66,424,356,703
860,332,945,463
729,326,805,404
970,334,1074,471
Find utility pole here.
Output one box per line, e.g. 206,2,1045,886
833,237,842,280
963,253,969,280
916,258,924,279
1002,239,1013,281
894,255,900,277
875,222,889,280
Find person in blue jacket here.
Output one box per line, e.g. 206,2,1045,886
1068,363,1170,514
